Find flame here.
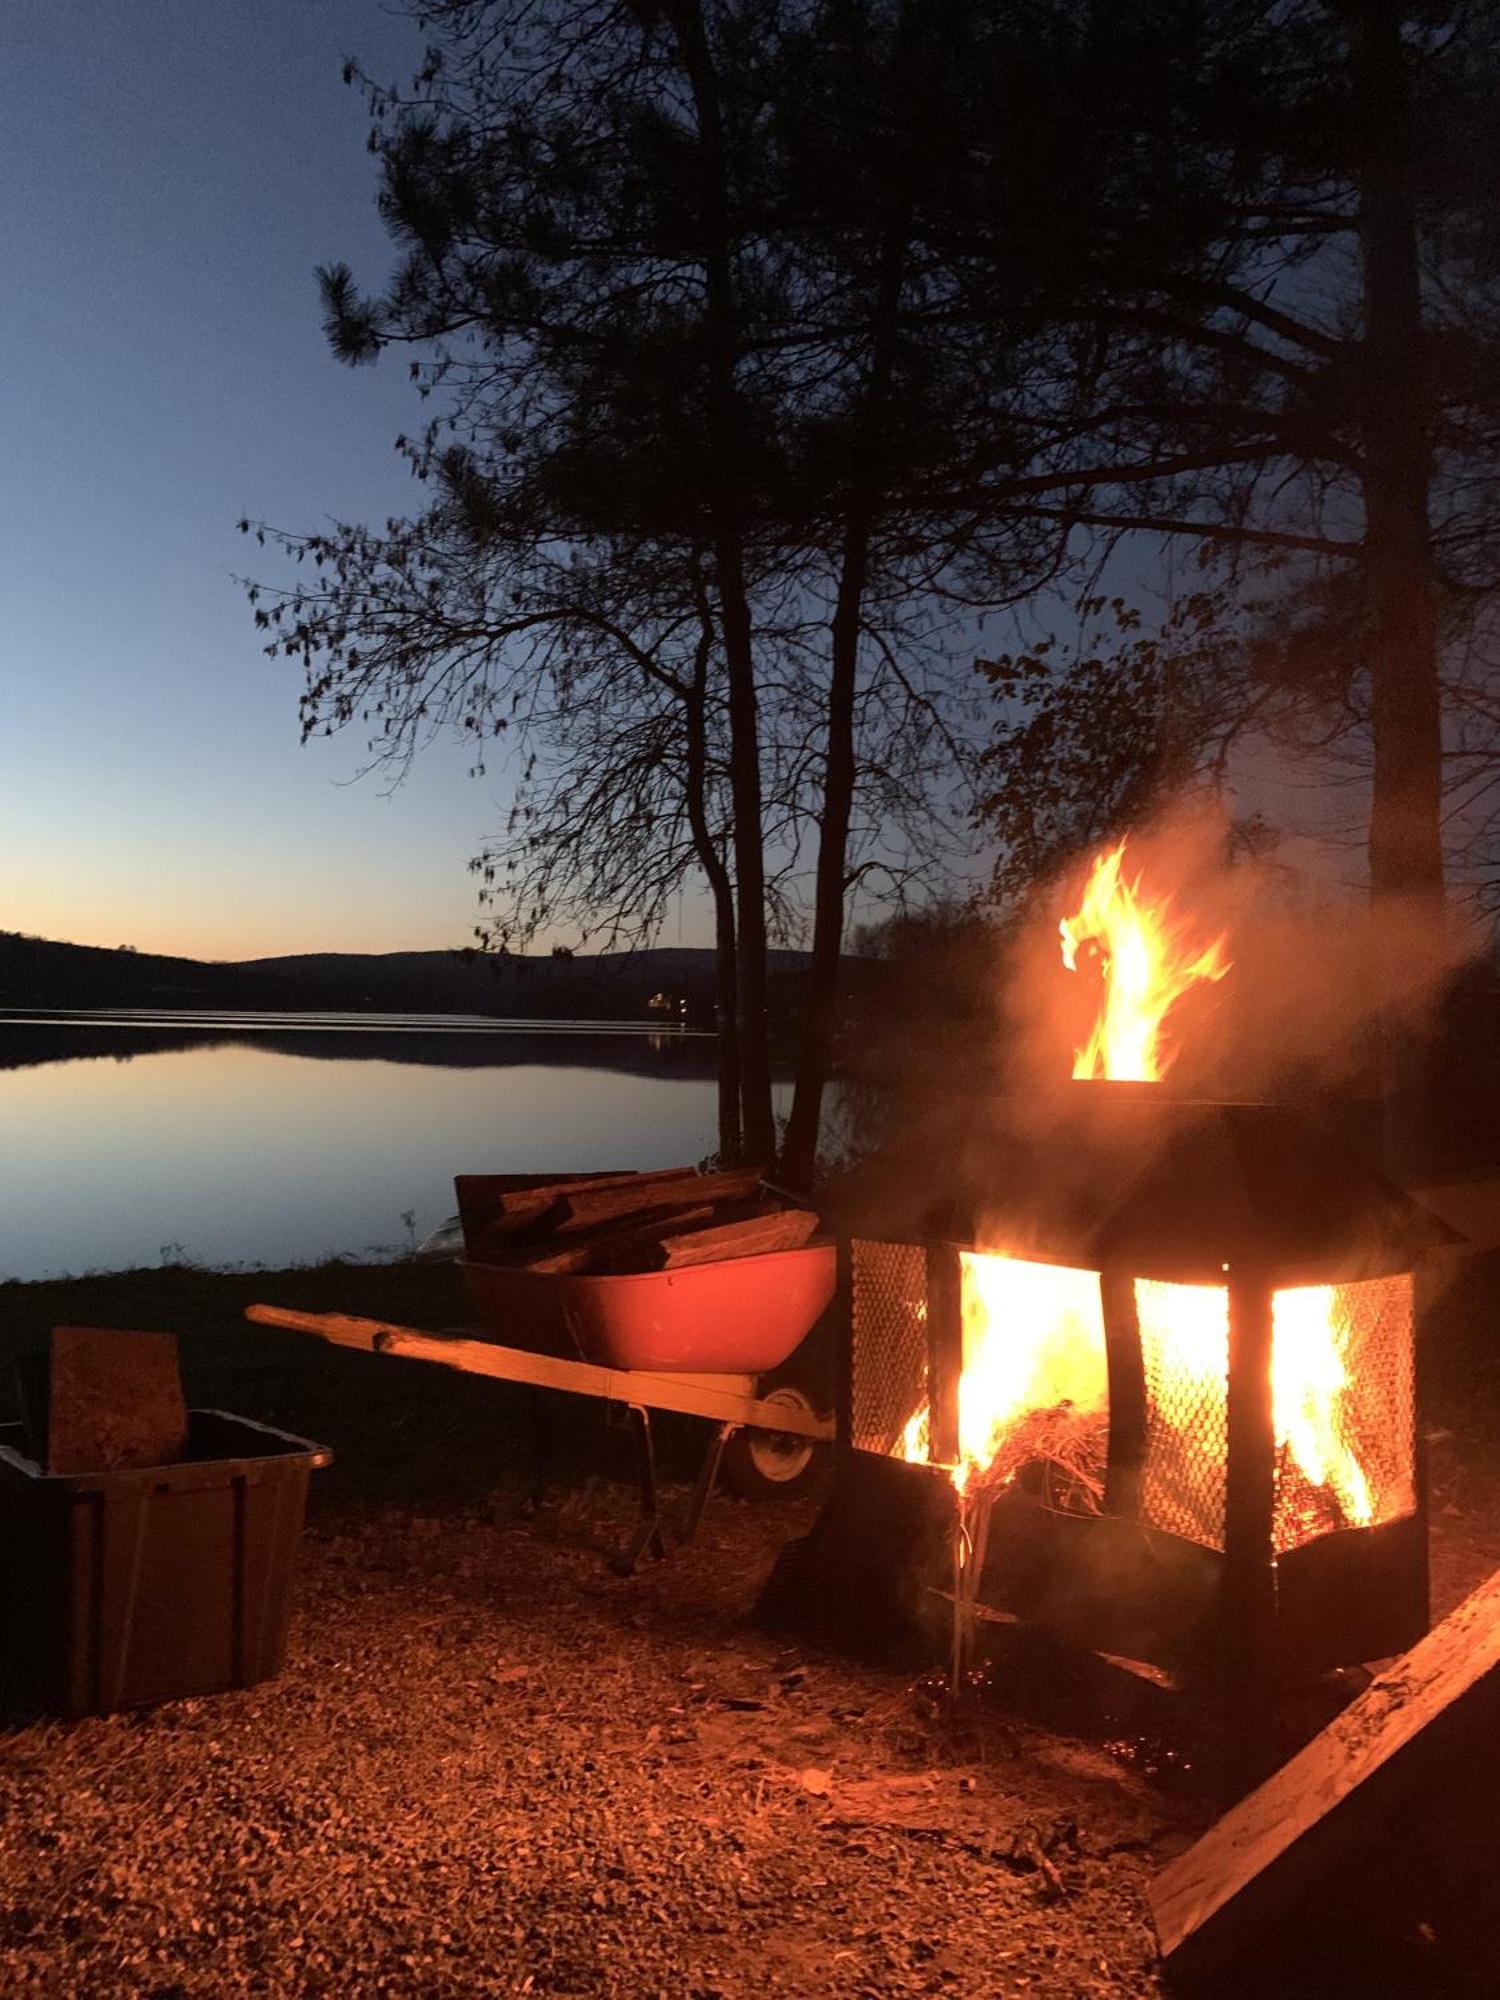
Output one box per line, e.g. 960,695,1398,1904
898,1252,1109,1497
1060,838,1229,1080
892,847,1383,1544
1136,1277,1374,1538
956,1254,1107,1481
902,1259,1376,1541
1271,1285,1372,1530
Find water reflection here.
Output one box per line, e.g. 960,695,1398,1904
0,1014,762,1282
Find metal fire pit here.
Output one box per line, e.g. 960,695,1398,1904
798,1087,1454,1756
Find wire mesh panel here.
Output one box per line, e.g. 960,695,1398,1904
1134,1279,1230,1549
850,1239,928,1456
1271,1272,1416,1554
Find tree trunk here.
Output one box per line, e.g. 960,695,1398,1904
669,0,776,1163
717,544,777,1162
779,40,916,1188
709,879,742,1163
683,598,743,1163
778,515,866,1189
1345,0,1447,1176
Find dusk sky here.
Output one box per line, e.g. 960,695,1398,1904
0,2,1380,972
1,0,570,962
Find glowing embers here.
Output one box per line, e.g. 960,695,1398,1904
1059,838,1229,1081
1136,1272,1416,1554
900,1251,1109,1510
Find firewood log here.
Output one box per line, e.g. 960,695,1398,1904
505,1206,717,1276
558,1165,766,1233
455,1170,632,1257
492,1170,671,1217
656,1208,820,1269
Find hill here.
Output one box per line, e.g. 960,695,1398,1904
0,932,813,1025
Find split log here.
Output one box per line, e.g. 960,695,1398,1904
491,1170,666,1217
658,1207,820,1269
454,1169,631,1257
558,1165,766,1233
1150,1566,1500,1990
507,1206,717,1276
41,1326,188,1473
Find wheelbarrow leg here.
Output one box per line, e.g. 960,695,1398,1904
615,1404,670,1575
518,1386,559,1514
684,1422,738,1546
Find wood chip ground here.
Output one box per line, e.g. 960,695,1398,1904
0,1256,1496,1999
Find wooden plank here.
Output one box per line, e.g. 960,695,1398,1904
1150,1567,1500,1989
46,1326,188,1473
243,1304,834,1438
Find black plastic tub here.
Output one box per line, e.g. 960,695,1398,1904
0,1409,332,1716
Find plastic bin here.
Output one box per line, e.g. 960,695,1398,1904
0,1409,331,1716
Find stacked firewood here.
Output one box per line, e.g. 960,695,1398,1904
465,1166,821,1277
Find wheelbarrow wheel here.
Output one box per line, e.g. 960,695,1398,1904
720,1385,827,1501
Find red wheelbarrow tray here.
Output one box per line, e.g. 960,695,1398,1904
460,1240,837,1375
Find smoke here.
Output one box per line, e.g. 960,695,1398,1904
1000,799,1480,1105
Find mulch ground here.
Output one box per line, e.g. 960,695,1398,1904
0,1256,1496,1999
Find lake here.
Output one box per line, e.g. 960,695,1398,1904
0,1012,775,1282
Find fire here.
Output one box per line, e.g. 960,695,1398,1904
904,1260,1377,1542
899,1252,1109,1500
1270,1285,1373,1530
894,840,1382,1548
956,1254,1107,1487
1136,1277,1374,1539
1060,838,1229,1080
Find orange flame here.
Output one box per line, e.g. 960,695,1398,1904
1270,1285,1373,1530
1059,839,1229,1080
902,1259,1379,1542
1131,1277,1375,1538
893,846,1388,1547
898,1252,1108,1495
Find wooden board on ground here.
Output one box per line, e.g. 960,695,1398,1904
44,1325,188,1473
1150,1567,1500,1989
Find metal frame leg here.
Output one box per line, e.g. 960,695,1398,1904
684,1422,738,1546
615,1404,670,1575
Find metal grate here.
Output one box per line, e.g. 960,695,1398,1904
1135,1279,1230,1550
1271,1272,1416,1554
850,1239,929,1456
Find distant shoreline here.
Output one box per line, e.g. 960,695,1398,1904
0,1008,706,1036
1,933,826,1033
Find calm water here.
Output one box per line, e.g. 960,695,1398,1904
0,1013,771,1282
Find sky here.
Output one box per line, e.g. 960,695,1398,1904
0,0,564,960
0,2,1390,969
